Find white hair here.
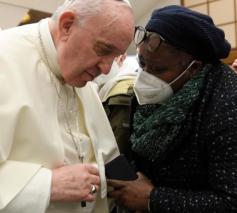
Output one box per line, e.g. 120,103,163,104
52,0,131,24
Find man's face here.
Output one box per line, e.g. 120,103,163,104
56,7,134,87
138,38,194,92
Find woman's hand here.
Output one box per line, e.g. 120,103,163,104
107,172,154,211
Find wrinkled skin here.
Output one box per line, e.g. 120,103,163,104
50,2,134,87
51,163,100,202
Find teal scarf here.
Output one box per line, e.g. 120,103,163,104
131,64,210,161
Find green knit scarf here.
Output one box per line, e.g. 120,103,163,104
131,64,210,162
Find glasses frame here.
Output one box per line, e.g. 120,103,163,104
134,26,165,52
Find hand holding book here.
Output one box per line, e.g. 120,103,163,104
105,154,138,180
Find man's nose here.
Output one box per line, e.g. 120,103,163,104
98,57,114,75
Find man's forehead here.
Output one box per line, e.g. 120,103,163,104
81,18,130,55
83,5,133,54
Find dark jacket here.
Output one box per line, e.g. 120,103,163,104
133,64,237,212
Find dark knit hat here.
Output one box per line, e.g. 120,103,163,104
145,5,231,62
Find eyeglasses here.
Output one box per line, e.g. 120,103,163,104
134,26,165,52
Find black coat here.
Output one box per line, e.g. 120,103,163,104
133,64,237,212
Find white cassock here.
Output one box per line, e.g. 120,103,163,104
0,18,119,213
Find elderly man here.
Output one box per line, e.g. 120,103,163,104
0,0,134,212
108,5,237,212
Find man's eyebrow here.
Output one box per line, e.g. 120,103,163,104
95,40,120,53
98,41,114,48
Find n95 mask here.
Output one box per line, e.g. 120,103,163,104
134,60,196,105
134,70,173,105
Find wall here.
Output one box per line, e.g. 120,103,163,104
0,0,64,29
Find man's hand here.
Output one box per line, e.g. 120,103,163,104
107,172,154,211
51,163,100,202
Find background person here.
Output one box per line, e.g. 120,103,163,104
108,5,237,212
0,0,134,212
231,58,237,72
98,55,139,161
93,53,128,90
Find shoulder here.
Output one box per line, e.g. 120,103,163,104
0,24,39,57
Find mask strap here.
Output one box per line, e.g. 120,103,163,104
169,60,196,85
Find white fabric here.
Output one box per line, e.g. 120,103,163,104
99,75,136,102
93,61,121,87
1,168,51,213
0,19,119,213
98,56,139,102
116,56,139,77
93,56,139,88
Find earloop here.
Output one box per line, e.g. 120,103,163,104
188,60,203,78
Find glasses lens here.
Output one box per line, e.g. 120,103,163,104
134,27,146,46
147,33,163,52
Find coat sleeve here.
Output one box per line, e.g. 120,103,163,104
0,168,52,213
0,48,52,210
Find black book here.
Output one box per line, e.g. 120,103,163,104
105,154,138,180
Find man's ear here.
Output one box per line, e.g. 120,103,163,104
58,11,77,40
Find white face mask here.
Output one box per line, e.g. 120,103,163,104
134,60,196,105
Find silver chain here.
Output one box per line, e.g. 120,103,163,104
38,21,84,163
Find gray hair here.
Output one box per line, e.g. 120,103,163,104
52,0,131,24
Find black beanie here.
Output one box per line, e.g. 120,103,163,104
145,5,231,62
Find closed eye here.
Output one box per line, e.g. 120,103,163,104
93,41,118,57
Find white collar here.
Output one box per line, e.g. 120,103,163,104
38,18,62,81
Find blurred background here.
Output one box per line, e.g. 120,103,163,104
0,0,236,64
